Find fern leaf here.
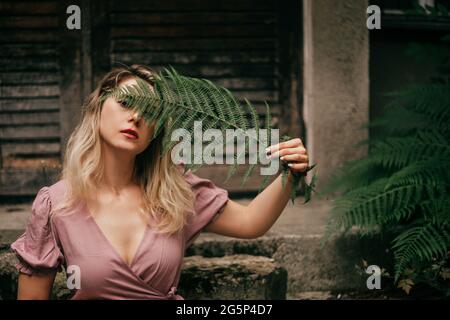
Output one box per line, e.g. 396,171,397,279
103,67,317,202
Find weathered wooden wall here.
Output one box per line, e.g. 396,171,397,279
0,0,303,197
0,1,62,196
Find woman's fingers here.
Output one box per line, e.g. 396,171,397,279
270,147,307,159
280,153,308,163
264,137,309,173
265,138,304,154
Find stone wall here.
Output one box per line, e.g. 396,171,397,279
303,0,370,188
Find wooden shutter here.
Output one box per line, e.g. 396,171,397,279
106,0,301,193
0,1,61,196
0,0,302,196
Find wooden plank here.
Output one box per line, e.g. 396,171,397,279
0,85,59,98
232,90,278,102
0,71,59,84
112,38,276,52
0,30,59,43
1,142,60,158
210,78,277,90
0,125,60,140
193,164,279,193
276,0,303,138
3,156,60,169
380,15,450,31
111,25,275,38
0,98,60,112
142,65,276,78
0,58,59,71
90,0,111,88
0,167,61,196
0,16,59,29
110,0,274,12
58,0,83,157
111,12,277,26
238,103,280,120
0,44,58,57
112,51,276,65
0,2,59,15
79,0,93,99
0,111,59,125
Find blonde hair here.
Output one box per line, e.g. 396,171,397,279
53,64,195,236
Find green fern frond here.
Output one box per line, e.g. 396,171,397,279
332,180,435,230
384,83,450,122
368,105,440,136
420,197,450,225
385,157,450,190
322,157,388,195
392,223,450,281
103,67,318,203
324,39,450,288
370,130,450,169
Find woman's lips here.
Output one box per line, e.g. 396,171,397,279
122,132,138,139
120,129,139,139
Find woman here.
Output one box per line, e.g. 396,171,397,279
10,64,309,300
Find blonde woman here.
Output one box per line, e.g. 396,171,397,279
10,64,309,300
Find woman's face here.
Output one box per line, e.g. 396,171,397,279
99,77,155,155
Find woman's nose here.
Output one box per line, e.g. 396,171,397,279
130,111,142,123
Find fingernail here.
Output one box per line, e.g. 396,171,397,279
288,163,293,167
265,147,271,153
280,156,285,161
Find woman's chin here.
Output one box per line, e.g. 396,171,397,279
110,142,144,155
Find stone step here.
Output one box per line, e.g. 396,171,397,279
188,231,393,294
0,250,286,300
179,254,287,299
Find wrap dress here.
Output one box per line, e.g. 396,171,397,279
10,168,229,300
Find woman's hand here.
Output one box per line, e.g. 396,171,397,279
207,137,310,239
265,138,309,174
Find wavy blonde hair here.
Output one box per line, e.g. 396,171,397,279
52,64,195,236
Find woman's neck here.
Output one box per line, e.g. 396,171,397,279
99,142,137,195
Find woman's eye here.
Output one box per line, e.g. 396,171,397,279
119,101,129,108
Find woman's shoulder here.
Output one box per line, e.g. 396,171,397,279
28,179,65,212
176,163,201,182
44,179,68,207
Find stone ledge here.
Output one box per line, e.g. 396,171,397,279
0,251,287,300
187,232,394,293
179,255,287,300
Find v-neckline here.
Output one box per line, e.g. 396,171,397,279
82,201,149,269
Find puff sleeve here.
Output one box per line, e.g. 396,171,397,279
182,169,229,248
10,186,64,275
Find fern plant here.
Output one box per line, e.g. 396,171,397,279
323,36,450,294
100,66,317,204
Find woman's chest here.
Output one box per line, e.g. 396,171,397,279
88,203,148,266
53,209,186,295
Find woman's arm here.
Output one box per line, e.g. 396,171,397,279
17,271,56,300
205,138,308,239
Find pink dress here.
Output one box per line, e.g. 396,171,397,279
10,168,229,300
